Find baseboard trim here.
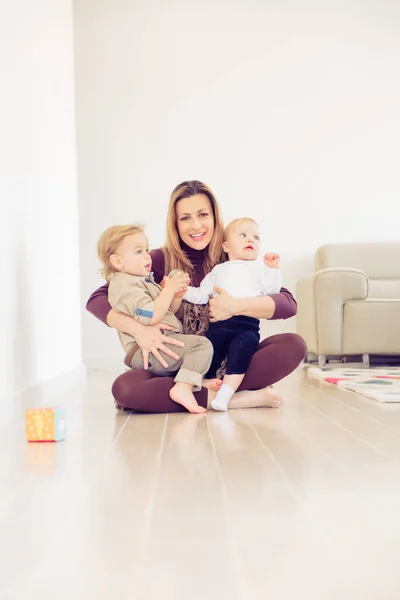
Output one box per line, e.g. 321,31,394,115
3,363,87,406
37,363,87,399
84,356,124,371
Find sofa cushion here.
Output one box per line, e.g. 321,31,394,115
368,279,400,299
342,299,400,354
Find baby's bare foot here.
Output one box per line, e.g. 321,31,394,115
170,383,207,414
202,378,223,391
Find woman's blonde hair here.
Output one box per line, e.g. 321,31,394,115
164,180,225,274
97,223,144,280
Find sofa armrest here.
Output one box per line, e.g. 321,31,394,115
296,268,369,355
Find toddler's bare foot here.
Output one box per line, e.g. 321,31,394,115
170,383,207,414
202,378,223,391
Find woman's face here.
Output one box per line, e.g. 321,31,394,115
176,194,215,250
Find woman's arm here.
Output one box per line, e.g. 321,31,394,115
269,288,297,319
86,284,147,331
86,282,184,370
150,248,166,284
86,283,112,325
107,308,186,369
209,287,297,322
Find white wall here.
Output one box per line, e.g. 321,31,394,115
74,0,400,366
0,0,82,399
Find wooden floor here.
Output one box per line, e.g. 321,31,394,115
2,367,400,599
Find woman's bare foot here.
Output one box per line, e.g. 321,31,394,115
170,382,207,414
207,386,286,410
256,387,285,408
202,378,223,391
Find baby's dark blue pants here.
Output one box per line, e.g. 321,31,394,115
205,316,260,378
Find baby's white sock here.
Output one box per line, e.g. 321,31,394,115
211,384,235,412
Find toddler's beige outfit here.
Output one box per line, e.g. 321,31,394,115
108,272,212,391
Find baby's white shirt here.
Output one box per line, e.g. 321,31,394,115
184,260,282,305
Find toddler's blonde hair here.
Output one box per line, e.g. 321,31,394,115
223,217,258,242
97,223,145,280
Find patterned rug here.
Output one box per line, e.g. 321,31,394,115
307,366,400,403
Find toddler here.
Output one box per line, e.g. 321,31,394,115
97,224,215,414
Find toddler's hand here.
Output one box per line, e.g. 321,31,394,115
263,253,280,268
174,287,188,299
165,270,189,295
174,273,190,298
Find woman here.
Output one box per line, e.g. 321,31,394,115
86,180,307,412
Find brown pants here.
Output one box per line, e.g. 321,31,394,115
113,333,307,413
130,333,213,392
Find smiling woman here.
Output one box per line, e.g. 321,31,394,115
176,198,214,246
86,180,307,413
165,180,225,278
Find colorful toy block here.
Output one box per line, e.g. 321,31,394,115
25,408,66,442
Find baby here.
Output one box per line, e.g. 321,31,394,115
183,217,282,411
97,224,215,414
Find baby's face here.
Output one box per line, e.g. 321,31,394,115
223,221,261,261
113,232,152,277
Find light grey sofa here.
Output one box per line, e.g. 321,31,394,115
296,243,400,366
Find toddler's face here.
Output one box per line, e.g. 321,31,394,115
112,232,152,277
223,221,261,261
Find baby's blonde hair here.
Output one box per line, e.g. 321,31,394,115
97,223,145,280
223,217,258,242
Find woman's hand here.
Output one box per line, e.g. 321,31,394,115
132,322,184,370
209,287,237,322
